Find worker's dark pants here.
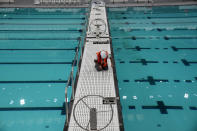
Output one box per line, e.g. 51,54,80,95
102,65,108,70
95,63,108,71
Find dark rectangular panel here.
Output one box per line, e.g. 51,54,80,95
90,108,97,130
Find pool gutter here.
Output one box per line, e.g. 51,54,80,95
107,1,197,7
0,1,197,8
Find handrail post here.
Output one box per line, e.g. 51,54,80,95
65,73,71,125
76,48,79,73
65,86,69,124
80,38,83,60
71,67,74,99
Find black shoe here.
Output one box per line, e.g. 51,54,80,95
94,59,97,63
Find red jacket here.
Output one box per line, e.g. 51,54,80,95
96,51,108,67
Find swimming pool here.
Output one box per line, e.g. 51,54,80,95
0,8,86,131
108,5,197,131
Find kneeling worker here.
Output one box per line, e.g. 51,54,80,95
94,50,111,71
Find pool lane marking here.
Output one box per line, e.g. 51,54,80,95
148,16,197,19
171,46,197,51
174,80,180,82
121,16,197,19
0,17,86,20
128,105,197,111
111,27,197,32
125,46,150,51
0,62,73,64
118,60,166,65
190,107,197,110
129,59,158,65
110,21,197,25
128,106,135,109
0,48,76,50
112,36,197,40
0,38,79,40
0,29,83,32
109,15,197,20
135,76,168,85
181,59,197,66
0,48,77,51
0,102,66,115
108,11,197,15
0,12,87,15
123,80,129,82
0,80,67,84
142,101,183,114
123,77,196,84
116,46,197,51
117,59,197,66
0,23,85,25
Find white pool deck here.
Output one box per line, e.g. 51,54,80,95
67,1,121,131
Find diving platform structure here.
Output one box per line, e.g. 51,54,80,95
67,1,122,131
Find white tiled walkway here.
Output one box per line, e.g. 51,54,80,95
68,1,120,131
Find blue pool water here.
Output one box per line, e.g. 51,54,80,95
0,8,86,131
108,5,197,131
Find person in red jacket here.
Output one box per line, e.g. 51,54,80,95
94,50,111,71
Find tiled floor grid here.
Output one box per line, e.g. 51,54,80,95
68,1,120,131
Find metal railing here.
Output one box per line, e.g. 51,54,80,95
64,4,91,125
64,40,80,124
